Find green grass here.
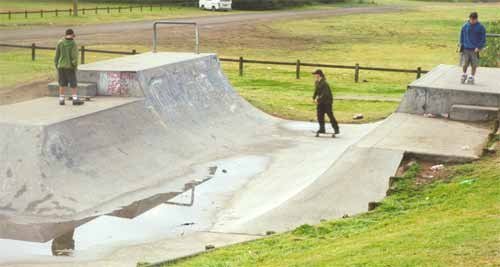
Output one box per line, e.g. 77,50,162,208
2,1,500,122
0,0,246,27
161,151,500,267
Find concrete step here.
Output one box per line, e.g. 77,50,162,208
450,104,499,122
48,82,97,97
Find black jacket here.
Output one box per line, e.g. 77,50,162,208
313,78,333,104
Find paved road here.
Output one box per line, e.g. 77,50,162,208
0,6,402,44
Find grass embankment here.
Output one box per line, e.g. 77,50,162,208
159,142,500,267
2,2,500,122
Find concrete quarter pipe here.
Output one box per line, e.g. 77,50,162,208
0,52,495,266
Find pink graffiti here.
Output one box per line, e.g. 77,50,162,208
105,72,135,96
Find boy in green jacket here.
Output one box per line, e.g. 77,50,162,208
54,29,84,105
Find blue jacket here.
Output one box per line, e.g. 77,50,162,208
460,22,486,49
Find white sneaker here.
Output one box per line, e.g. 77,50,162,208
461,74,467,84
467,76,475,84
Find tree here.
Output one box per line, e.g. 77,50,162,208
73,0,78,16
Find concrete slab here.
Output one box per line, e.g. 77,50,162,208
229,146,403,234
78,52,212,72
357,113,490,161
410,64,500,94
398,64,500,116
450,104,499,122
47,82,97,97
0,97,140,125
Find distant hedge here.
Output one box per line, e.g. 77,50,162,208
233,0,345,10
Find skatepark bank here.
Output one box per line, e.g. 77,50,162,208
0,52,498,266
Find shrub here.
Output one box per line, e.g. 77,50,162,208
480,21,500,67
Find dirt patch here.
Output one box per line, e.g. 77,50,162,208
0,78,50,105
397,157,453,186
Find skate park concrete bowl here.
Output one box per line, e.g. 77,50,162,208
0,54,497,267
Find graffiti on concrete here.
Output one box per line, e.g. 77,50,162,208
99,72,136,96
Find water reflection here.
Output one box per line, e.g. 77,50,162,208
51,230,74,256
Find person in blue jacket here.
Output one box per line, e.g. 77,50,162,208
460,12,486,84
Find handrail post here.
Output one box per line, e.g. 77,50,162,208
417,67,422,79
152,21,199,54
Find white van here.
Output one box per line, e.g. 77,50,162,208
199,0,232,11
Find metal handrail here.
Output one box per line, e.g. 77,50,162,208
153,21,199,54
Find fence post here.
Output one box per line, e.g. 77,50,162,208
140,5,143,12
159,4,162,10
239,57,244,77
82,8,85,15
69,8,72,16
40,10,43,18
25,10,28,18
55,9,58,16
31,43,36,61
8,11,11,20
107,6,110,13
95,7,98,14
296,59,301,80
417,67,422,79
81,46,85,64
150,5,153,11
118,6,121,13
354,63,360,83
130,6,133,12
132,49,137,55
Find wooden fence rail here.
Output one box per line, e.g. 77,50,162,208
0,1,197,20
218,57,427,80
0,43,428,81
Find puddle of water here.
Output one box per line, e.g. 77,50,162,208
0,155,269,263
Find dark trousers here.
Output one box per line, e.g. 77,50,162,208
317,102,339,133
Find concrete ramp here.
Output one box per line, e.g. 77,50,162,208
0,53,281,242
0,56,495,265
398,64,500,120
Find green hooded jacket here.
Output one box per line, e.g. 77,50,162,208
54,38,78,69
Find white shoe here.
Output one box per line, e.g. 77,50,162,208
467,76,475,84
461,74,467,84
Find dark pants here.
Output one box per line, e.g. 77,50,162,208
58,68,77,88
317,102,339,133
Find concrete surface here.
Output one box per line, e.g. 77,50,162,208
47,83,97,97
0,56,494,267
398,64,500,116
357,113,490,162
450,104,499,122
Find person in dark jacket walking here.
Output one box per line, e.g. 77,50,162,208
459,12,486,84
312,69,339,135
54,29,84,105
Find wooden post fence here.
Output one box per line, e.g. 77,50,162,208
81,46,86,64
354,63,360,83
417,67,422,79
296,59,301,80
239,57,244,76
31,43,36,61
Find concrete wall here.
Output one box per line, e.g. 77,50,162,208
398,86,500,115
